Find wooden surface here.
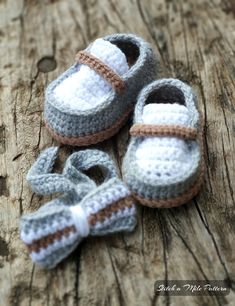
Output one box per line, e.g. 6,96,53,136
0,0,235,305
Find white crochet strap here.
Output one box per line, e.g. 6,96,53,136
75,50,125,93
69,205,90,237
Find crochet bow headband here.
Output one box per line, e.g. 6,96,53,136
20,147,136,268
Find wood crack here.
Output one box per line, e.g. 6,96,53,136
74,249,81,306
28,264,35,306
168,213,223,306
221,137,235,205
109,0,130,31
1,0,235,305
106,243,126,306
136,0,167,68
195,200,234,290
157,212,170,306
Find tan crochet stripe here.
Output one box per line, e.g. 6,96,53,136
88,195,134,226
26,225,76,253
26,196,134,253
75,50,125,93
130,124,197,140
133,115,205,208
45,107,133,146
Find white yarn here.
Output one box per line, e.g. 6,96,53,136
20,216,74,244
69,205,90,237
54,38,129,110
135,103,195,182
85,184,131,216
92,205,136,230
30,204,136,262
30,231,78,262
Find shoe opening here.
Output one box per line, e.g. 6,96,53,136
146,85,185,105
111,40,140,67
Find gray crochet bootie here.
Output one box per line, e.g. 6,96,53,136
44,33,157,146
123,79,205,208
20,148,136,268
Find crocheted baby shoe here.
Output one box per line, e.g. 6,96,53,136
20,148,136,268
122,79,205,208
44,33,157,146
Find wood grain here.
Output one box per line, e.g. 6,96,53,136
0,0,235,305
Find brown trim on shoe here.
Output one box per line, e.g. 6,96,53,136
75,51,125,93
130,124,197,140
133,165,204,208
132,115,205,208
45,107,133,146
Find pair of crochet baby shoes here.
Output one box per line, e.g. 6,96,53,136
20,33,204,268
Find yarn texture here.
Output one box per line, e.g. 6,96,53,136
122,78,205,208
44,33,157,146
20,148,136,268
54,38,128,110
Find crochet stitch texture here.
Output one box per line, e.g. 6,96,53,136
44,33,157,146
122,78,205,208
54,38,128,110
20,147,136,268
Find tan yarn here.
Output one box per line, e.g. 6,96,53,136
89,196,133,225
130,124,198,140
45,107,133,146
27,225,77,253
26,196,134,253
75,51,125,93
133,116,205,208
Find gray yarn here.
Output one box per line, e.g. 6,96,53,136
122,78,201,201
21,148,136,269
44,33,157,138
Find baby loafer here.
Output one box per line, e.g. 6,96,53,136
45,33,157,146
122,78,205,208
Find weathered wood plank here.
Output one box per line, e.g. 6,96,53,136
0,0,234,305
